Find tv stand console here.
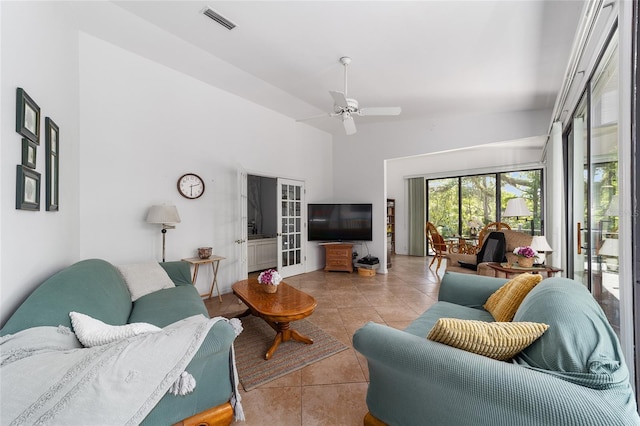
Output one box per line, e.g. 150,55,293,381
323,243,353,273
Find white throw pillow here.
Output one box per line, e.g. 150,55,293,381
69,311,161,347
116,262,176,301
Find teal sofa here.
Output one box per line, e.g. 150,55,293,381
1,259,237,426
353,272,640,426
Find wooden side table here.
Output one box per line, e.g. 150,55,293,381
486,262,562,278
181,255,225,302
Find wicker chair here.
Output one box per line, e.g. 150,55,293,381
426,222,448,271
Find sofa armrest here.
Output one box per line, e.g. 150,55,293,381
159,261,193,286
444,252,475,267
438,272,508,308
353,322,638,426
141,320,236,425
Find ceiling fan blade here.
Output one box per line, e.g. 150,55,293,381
358,107,402,116
329,91,348,108
342,115,357,135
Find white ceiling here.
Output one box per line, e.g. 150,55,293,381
113,1,584,135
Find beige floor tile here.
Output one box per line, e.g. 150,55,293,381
301,349,366,386
257,369,302,388
301,383,369,426
373,304,421,322
232,386,301,426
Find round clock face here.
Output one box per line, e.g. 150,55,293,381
177,173,205,199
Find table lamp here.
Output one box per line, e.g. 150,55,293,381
530,235,553,265
146,204,181,262
599,238,619,272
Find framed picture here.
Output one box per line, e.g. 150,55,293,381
45,117,59,211
16,88,40,144
16,165,40,211
21,138,37,169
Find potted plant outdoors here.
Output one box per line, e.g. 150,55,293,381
257,269,282,293
513,246,538,268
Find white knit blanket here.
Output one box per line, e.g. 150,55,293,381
0,315,242,425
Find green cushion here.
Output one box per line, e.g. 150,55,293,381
129,285,208,327
159,261,194,286
404,301,494,338
513,278,629,389
1,259,132,335
439,272,508,309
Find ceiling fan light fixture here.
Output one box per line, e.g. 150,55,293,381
296,57,401,136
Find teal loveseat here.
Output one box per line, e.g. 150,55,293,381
353,272,639,425
1,259,237,426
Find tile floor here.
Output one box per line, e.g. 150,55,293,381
204,255,443,426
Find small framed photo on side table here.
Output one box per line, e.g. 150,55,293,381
16,165,40,211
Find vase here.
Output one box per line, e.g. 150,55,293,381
517,257,534,268
262,284,278,293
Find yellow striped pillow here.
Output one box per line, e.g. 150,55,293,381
484,274,543,322
427,318,549,361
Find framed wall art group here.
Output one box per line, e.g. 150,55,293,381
15,87,59,212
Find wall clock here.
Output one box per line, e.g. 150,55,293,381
177,173,205,199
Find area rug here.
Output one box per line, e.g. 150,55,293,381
233,315,349,391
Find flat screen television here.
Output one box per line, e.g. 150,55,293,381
307,203,373,241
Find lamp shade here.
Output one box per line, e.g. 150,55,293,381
503,198,532,217
146,205,181,225
531,235,553,253
599,238,619,257
605,194,619,217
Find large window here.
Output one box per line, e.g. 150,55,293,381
427,169,543,237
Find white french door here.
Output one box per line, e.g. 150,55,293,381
569,33,620,336
277,178,305,277
235,169,248,280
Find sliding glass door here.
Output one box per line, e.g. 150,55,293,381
568,32,620,335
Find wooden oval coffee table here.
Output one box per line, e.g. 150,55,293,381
232,279,317,360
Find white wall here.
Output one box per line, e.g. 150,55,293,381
332,110,552,271
1,2,81,326
77,33,332,296
1,2,332,326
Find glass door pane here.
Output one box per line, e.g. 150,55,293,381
427,178,459,238
461,174,496,236
590,38,619,334
569,34,619,337
571,97,589,289
500,170,542,234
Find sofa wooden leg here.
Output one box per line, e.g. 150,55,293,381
364,411,388,426
173,402,234,426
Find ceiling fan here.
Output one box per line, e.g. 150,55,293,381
298,57,401,135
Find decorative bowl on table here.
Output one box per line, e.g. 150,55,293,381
198,247,212,259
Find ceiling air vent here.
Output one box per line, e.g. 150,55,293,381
202,7,236,30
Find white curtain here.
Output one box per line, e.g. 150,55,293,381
407,177,426,256
546,121,566,271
